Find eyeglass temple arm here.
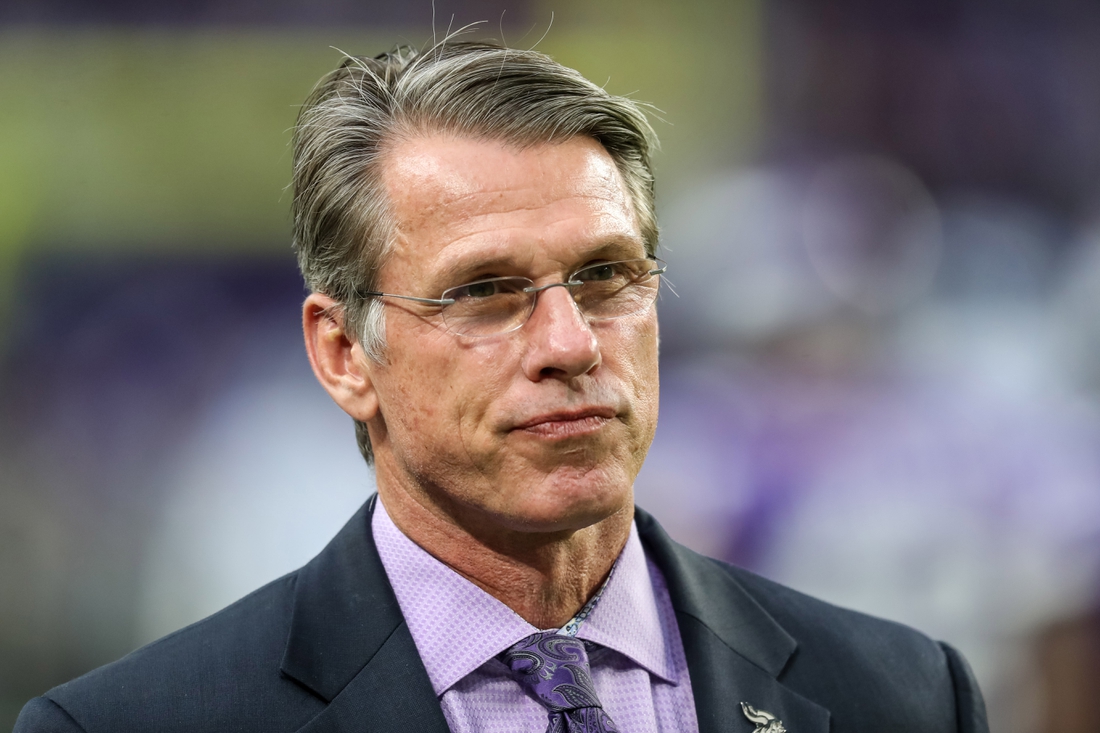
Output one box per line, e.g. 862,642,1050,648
357,290,456,306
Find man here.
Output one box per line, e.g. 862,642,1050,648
16,40,988,733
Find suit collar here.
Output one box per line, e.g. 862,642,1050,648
281,494,397,700
635,507,830,733
281,495,449,732
634,506,796,677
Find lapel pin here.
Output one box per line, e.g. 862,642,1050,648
741,702,787,733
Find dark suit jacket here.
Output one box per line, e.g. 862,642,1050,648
15,498,989,733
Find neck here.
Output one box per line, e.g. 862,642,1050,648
376,477,633,630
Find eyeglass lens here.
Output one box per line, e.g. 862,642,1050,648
440,259,661,337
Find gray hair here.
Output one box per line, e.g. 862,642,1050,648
291,39,659,464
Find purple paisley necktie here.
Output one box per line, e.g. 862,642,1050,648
499,631,620,733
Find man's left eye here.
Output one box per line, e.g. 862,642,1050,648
575,263,618,281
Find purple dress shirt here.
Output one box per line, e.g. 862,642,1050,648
373,499,700,733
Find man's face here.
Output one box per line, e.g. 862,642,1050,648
365,134,659,535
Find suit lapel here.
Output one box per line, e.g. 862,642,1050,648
637,508,830,733
281,496,450,733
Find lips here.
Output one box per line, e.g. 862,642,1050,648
512,406,617,437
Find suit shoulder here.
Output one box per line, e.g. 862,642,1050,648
71,570,298,683
716,559,945,659
14,696,88,733
711,558,968,729
37,571,322,733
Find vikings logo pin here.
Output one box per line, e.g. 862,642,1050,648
741,702,786,733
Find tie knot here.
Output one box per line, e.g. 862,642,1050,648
499,631,602,713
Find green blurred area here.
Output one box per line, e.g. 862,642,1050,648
0,30,375,256
0,8,760,245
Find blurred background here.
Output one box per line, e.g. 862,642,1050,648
3,0,1100,731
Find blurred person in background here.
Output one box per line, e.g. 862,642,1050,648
13,39,989,733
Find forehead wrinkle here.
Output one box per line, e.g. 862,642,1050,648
393,189,636,259
385,136,631,212
434,206,638,260
436,163,633,216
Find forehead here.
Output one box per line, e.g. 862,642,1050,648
379,134,642,280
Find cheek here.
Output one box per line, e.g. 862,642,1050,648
450,340,520,432
389,337,517,448
601,316,660,442
620,315,660,394
631,331,661,444
627,344,660,475
376,332,457,444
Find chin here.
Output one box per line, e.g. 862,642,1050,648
501,465,634,533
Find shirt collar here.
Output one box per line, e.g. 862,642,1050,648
573,522,678,685
372,497,679,696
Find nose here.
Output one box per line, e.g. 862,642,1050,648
520,283,601,381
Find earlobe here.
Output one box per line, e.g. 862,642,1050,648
302,293,380,421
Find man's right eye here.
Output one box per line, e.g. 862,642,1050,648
446,278,506,299
445,277,529,302
458,280,500,299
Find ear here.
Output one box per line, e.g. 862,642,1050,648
302,293,380,422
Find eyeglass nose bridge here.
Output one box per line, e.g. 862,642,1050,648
522,279,584,296
519,278,587,325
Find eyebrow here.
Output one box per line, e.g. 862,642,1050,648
432,237,647,290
